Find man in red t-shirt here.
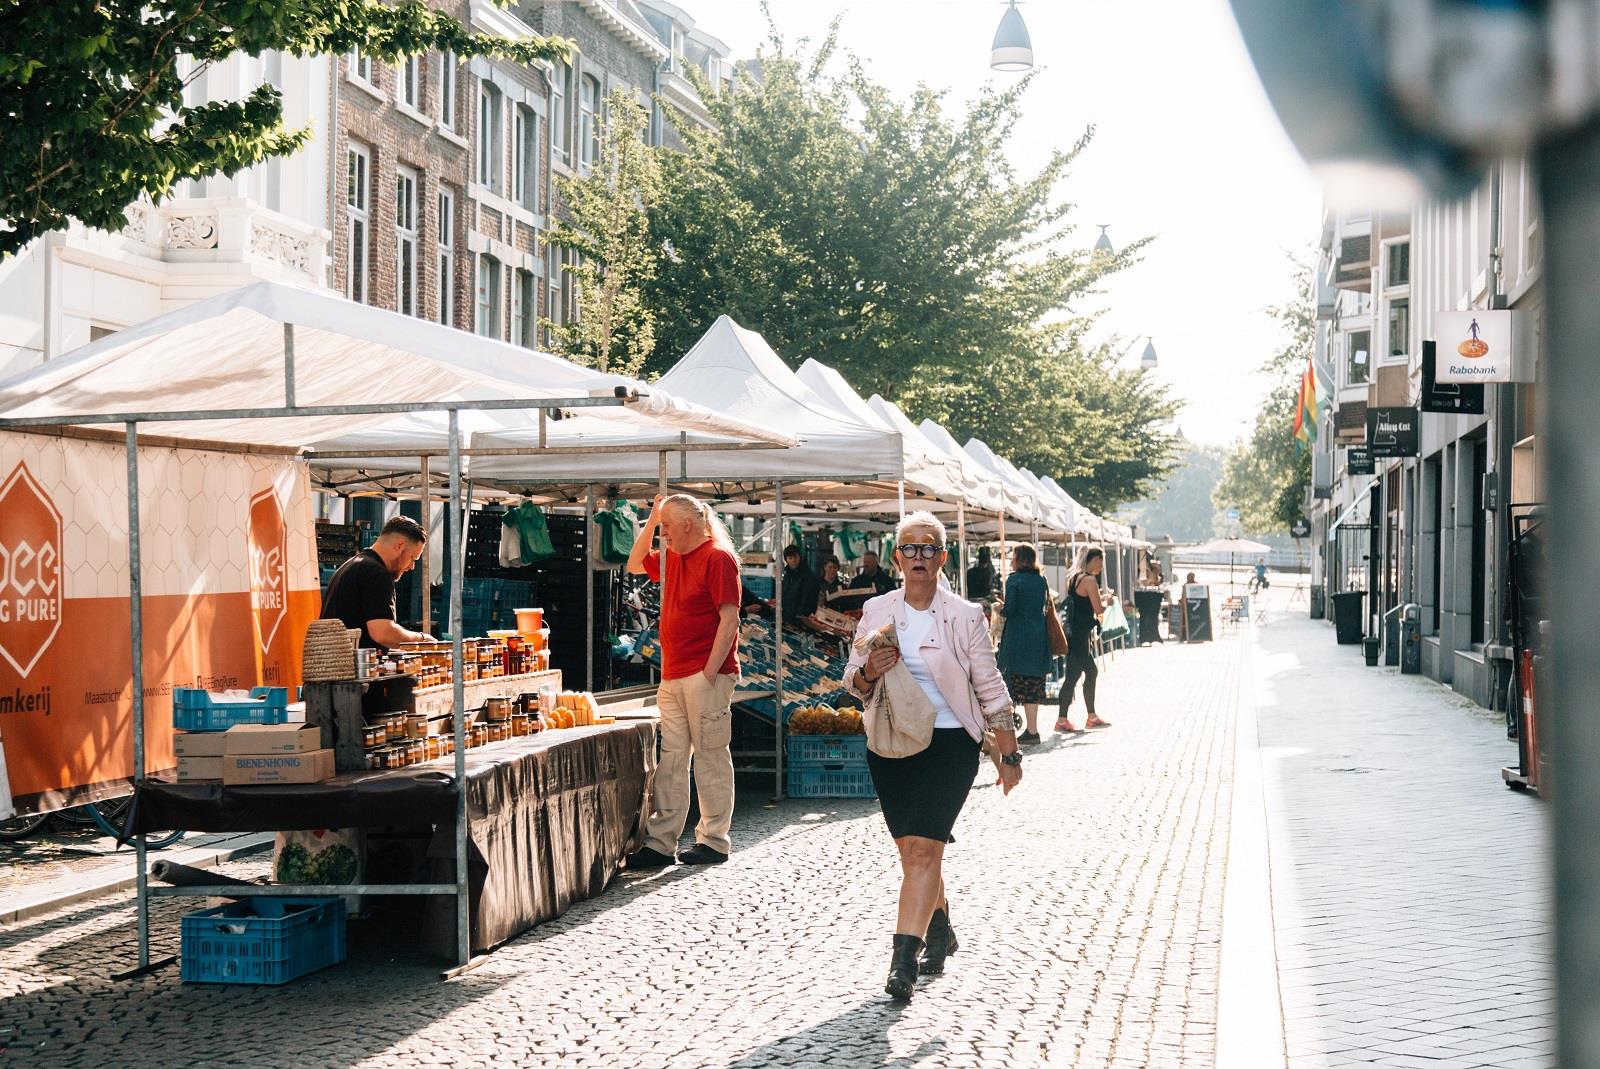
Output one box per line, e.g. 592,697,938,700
625,494,742,868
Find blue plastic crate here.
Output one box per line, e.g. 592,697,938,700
181,897,346,985
787,761,876,799
172,687,289,732
787,734,868,765
785,734,875,798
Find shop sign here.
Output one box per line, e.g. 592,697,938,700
1366,406,1420,458
1347,443,1375,475
0,464,63,678
247,487,289,655
1434,310,1534,384
1420,340,1485,415
1290,517,1311,538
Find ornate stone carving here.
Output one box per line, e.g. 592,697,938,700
250,222,313,274
121,205,148,243
166,213,218,249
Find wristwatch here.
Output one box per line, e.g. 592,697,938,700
1000,750,1023,768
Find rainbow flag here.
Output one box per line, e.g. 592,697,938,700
1292,358,1318,452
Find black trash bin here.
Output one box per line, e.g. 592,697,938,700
1331,591,1365,645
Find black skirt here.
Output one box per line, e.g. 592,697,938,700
866,728,982,843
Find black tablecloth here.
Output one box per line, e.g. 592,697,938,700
132,721,657,954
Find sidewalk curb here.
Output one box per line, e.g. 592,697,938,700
1215,626,1289,1068
0,833,274,926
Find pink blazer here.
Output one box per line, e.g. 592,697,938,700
843,586,1015,743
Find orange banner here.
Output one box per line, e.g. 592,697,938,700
0,433,321,813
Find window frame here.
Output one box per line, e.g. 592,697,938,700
347,49,374,87
437,51,457,129
513,104,540,212
1346,328,1372,387
478,83,504,192
552,60,571,167
579,74,600,172
395,165,419,317
345,143,372,304
476,254,502,339
437,187,455,327
399,55,421,110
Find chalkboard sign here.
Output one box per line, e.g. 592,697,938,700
1184,587,1213,643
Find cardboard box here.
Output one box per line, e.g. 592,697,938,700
222,748,335,786
174,731,229,758
177,755,225,781
223,723,322,756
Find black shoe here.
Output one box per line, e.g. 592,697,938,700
1018,731,1041,745
676,843,729,865
920,907,959,975
625,846,676,871
885,934,923,1002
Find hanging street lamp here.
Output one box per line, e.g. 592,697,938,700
1093,225,1115,256
990,1,1034,72
1140,337,1159,370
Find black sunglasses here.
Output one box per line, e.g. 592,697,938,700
895,543,945,560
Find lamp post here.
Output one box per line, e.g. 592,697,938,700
990,1,1033,72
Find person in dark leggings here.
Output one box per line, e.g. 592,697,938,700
1056,545,1113,733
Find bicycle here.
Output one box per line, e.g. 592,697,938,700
0,797,185,849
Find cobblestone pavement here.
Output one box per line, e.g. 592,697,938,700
1254,605,1554,1069
0,631,1240,1068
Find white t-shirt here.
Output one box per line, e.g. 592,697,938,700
898,605,963,730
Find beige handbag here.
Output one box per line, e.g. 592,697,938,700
854,623,937,758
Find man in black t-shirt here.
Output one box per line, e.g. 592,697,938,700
321,516,435,650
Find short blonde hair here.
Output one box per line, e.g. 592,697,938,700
894,510,947,547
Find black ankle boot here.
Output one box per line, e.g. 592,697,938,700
920,907,959,975
885,934,923,1002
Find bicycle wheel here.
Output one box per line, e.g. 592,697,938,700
55,797,129,827
86,798,186,850
0,812,51,842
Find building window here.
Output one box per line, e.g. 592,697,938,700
1347,329,1371,386
348,49,374,86
1386,298,1409,359
476,255,502,338
579,75,600,171
545,243,562,343
395,166,419,316
438,52,456,129
346,143,371,304
1386,240,1410,288
478,83,503,191
514,105,539,211
562,249,578,325
512,268,537,348
399,55,420,109
552,60,570,166
437,188,455,327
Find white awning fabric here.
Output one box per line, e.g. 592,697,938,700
0,282,793,454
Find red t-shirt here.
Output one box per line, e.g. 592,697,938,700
644,541,740,680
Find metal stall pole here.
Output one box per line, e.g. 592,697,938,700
1540,130,1600,1069
957,502,968,597
586,485,595,693
898,480,906,520
127,422,155,972
773,481,785,800
447,409,471,973
420,455,432,634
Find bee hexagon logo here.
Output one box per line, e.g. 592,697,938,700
0,463,64,678
247,486,289,655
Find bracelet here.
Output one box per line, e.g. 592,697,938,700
859,667,878,685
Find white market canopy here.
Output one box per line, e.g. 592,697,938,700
0,282,792,456
918,419,1034,524
866,395,1008,516
469,315,902,489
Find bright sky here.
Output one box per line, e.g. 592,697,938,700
683,0,1325,445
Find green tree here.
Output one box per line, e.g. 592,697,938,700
1119,441,1230,541
546,89,660,376
645,24,1178,511
1214,254,1316,532
0,0,565,257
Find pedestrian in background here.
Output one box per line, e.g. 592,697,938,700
845,511,1022,1003
625,495,742,868
818,555,843,610
966,545,998,603
1056,545,1113,733
993,544,1050,745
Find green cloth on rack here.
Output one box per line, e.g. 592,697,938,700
503,501,556,563
593,499,638,563
836,527,864,562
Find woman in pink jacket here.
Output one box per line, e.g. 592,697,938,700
844,511,1023,1002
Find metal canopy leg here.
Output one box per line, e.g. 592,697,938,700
586,485,596,693
957,502,967,598
444,409,477,977
420,455,432,634
773,481,785,801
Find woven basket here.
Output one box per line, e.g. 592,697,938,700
303,619,357,682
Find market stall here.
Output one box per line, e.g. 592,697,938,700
0,281,791,975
